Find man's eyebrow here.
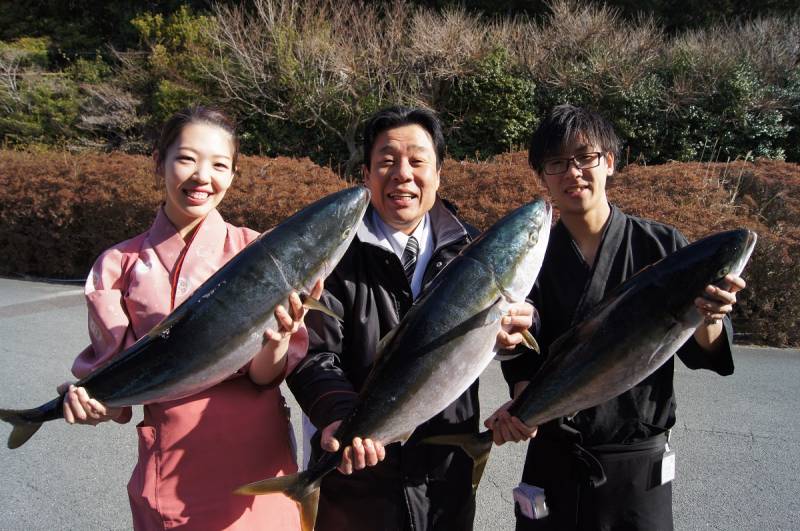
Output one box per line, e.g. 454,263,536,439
407,145,432,155
377,144,432,154
546,144,593,159
565,143,592,152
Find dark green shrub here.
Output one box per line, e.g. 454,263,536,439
151,79,203,124
780,68,800,162
708,65,790,160
658,19,796,162
443,49,537,159
0,74,81,146
0,37,50,68
124,5,220,135
66,54,113,83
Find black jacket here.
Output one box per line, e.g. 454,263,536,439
288,199,481,531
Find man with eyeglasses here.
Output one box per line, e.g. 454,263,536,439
487,104,747,530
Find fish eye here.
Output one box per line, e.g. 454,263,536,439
342,228,351,240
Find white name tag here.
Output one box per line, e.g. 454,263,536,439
660,449,676,485
513,482,549,520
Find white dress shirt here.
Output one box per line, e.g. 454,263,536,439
371,210,434,299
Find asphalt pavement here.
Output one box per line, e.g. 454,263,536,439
0,277,797,530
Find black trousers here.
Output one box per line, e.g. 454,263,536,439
311,438,475,531
516,434,673,531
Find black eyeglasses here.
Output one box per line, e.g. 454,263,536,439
542,152,604,175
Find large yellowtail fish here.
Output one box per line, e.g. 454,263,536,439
0,187,370,449
237,198,553,531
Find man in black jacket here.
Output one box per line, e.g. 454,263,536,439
489,104,747,530
287,106,533,530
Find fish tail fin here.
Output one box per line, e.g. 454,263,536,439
235,470,321,531
298,487,320,531
422,431,494,492
0,409,44,449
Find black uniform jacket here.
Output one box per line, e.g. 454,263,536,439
501,205,735,530
288,199,481,531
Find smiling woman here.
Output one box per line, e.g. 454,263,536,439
52,105,307,530
154,110,239,240
159,123,236,239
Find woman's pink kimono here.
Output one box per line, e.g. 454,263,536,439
72,207,302,530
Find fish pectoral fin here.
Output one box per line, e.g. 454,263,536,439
397,431,415,445
494,350,523,361
521,330,540,353
300,293,343,322
493,327,538,361
422,431,494,492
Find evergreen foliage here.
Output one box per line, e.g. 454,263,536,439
0,0,799,166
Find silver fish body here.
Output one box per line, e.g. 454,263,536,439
509,228,757,427
0,186,370,449
344,199,551,446
236,198,552,530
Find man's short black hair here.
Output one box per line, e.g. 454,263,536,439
528,104,620,174
362,106,445,170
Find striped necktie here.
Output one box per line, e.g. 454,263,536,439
402,236,419,285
